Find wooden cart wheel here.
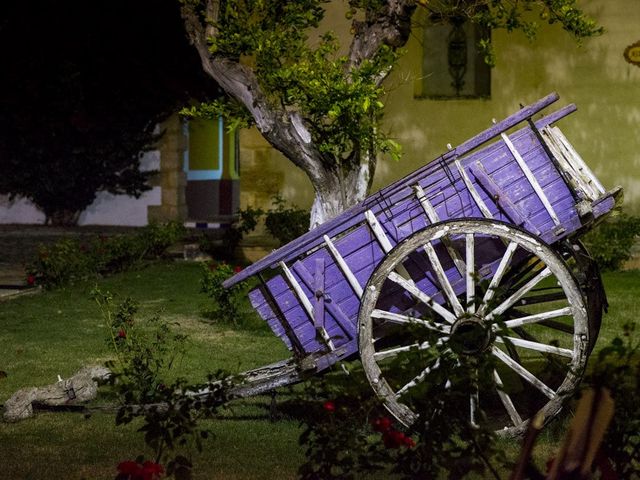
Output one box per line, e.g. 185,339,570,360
358,219,591,437
559,240,606,352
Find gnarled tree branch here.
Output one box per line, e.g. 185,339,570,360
180,0,327,186
347,0,417,85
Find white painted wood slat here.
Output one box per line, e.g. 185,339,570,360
486,267,552,320
493,369,523,426
424,241,465,317
454,159,494,219
371,309,450,334
492,347,555,399
364,209,411,279
323,234,363,299
387,271,457,323
501,132,561,226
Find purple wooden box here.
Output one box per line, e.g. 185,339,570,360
225,93,619,370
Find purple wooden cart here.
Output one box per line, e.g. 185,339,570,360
223,93,620,436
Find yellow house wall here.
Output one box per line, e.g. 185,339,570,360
239,0,640,216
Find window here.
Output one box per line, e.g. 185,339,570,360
422,16,491,99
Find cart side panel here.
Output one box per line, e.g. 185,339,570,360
264,275,322,352
248,288,293,350
248,222,401,356
293,225,386,353
291,261,357,346
224,96,579,291
468,129,581,237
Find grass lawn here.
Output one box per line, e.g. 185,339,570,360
0,261,638,479
0,261,301,479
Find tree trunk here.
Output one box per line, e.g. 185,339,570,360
45,209,81,226
309,156,373,229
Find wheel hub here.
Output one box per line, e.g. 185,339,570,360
449,315,492,356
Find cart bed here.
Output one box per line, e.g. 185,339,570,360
225,93,619,370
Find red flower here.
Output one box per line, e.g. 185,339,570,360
383,429,407,449
117,328,126,339
116,460,163,480
371,416,392,433
322,400,336,412
27,275,36,286
117,460,142,476
403,436,416,448
234,265,243,273
141,461,164,480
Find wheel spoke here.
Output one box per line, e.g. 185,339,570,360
492,347,556,399
395,358,441,398
495,336,573,357
387,271,456,323
486,267,552,321
466,233,475,314
424,241,465,316
477,241,518,315
374,340,432,361
371,309,450,334
470,372,480,428
493,370,523,426
501,307,572,329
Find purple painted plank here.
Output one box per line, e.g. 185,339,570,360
592,193,618,219
293,261,356,339
380,124,564,226
470,162,535,231
248,288,294,350
455,92,559,155
313,258,325,332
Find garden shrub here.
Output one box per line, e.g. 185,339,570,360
29,238,96,287
197,206,263,261
199,197,309,260
199,262,265,330
585,322,640,478
264,195,310,246
27,221,186,288
93,289,230,480
92,234,146,274
297,322,640,480
582,213,640,271
297,356,510,480
138,221,186,258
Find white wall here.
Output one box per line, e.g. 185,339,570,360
0,150,162,226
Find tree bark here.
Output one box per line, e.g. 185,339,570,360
45,208,81,226
309,151,375,228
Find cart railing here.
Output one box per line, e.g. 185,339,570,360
224,92,613,291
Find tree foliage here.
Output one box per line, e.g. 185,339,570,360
0,0,217,225
181,0,602,228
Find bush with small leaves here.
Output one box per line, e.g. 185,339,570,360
586,323,640,478
264,195,310,246
94,288,230,480
27,222,186,288
582,213,640,271
199,262,265,330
